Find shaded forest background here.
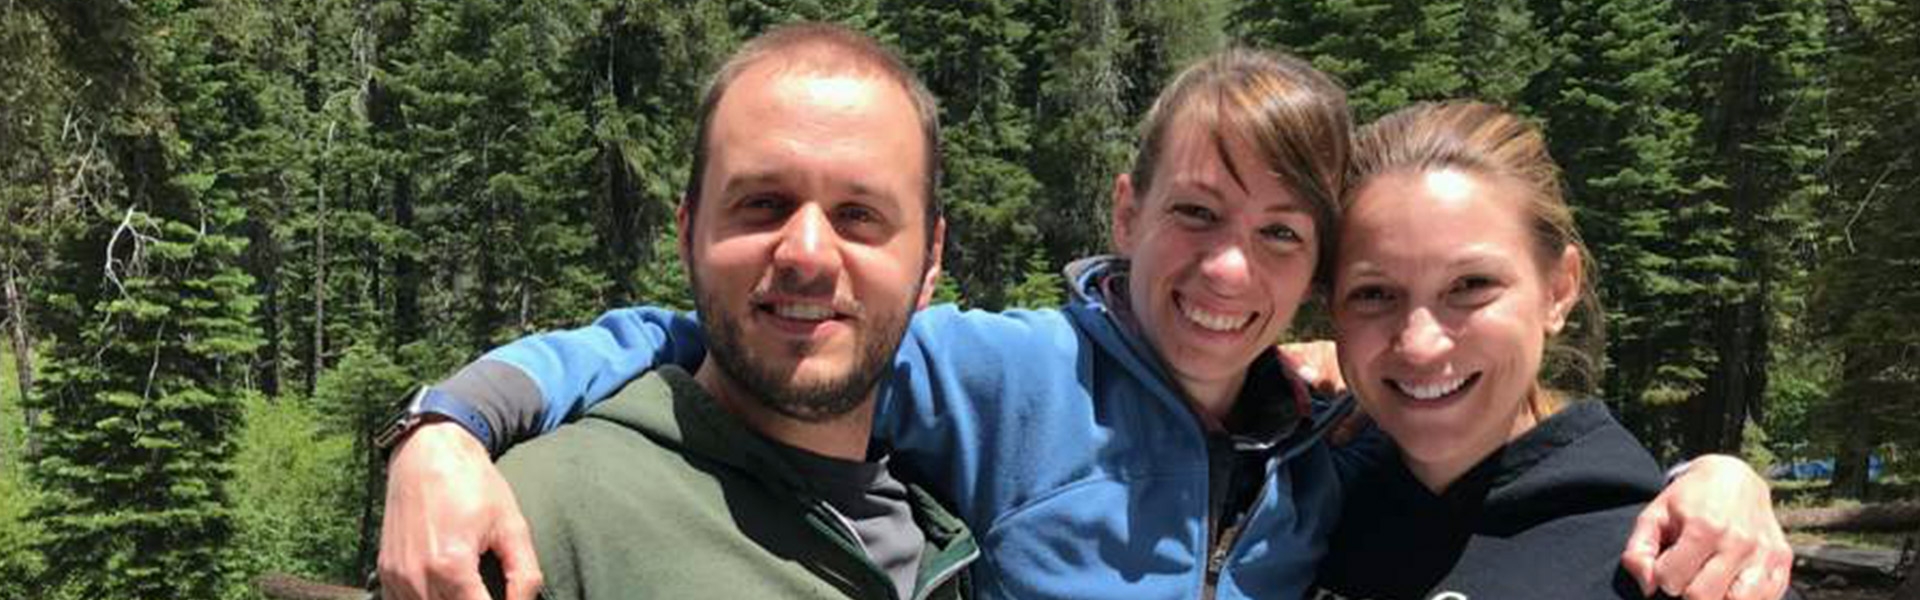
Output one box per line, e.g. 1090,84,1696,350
0,0,1914,597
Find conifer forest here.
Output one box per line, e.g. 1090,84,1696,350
0,0,1915,598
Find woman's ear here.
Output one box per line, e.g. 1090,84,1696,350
1111,173,1139,255
1545,244,1582,335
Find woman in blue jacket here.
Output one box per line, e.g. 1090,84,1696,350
382,49,1789,600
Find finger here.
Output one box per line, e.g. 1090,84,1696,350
493,513,545,600
1742,540,1795,600
378,568,426,600
379,502,426,600
1725,563,1775,600
1679,552,1741,600
1295,364,1321,389
1655,522,1725,597
428,569,492,600
1622,502,1669,596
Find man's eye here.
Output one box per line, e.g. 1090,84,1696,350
1170,204,1217,225
742,195,788,212
836,205,880,224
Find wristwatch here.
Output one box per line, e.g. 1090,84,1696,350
374,386,495,455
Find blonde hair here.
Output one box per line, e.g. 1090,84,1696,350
1129,47,1351,285
1347,101,1605,418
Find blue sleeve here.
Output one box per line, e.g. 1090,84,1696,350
430,306,706,454
870,305,1087,524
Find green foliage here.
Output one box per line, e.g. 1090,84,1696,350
1804,0,1920,497
0,351,44,600
1004,251,1066,310
1,0,1915,587
886,0,1044,309
229,393,358,587
1032,0,1132,265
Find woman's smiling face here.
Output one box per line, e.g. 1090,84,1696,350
1112,118,1320,410
1331,167,1580,490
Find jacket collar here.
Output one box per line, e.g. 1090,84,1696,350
1061,255,1345,445
585,365,980,582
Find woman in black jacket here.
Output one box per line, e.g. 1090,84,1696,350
1311,102,1794,600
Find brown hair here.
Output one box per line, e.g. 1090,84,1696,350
1129,47,1352,285
683,23,942,239
1346,101,1605,417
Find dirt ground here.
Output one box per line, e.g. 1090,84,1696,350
1798,581,1898,599
1801,587,1896,600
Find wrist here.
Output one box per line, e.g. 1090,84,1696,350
377,386,496,460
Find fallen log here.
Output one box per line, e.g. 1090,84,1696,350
253,572,371,600
1781,501,1920,532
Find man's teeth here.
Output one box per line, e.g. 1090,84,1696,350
1395,376,1469,400
1182,304,1249,332
772,303,834,320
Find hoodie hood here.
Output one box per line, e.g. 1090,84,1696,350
1448,400,1664,527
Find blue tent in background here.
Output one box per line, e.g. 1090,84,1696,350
1767,456,1884,481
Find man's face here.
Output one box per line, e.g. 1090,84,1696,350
681,63,942,422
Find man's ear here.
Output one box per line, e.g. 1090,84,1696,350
1545,244,1582,335
916,217,947,309
677,198,695,272
1110,173,1139,255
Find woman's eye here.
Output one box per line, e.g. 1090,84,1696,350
1261,224,1302,244
1342,286,1396,312
1449,276,1502,303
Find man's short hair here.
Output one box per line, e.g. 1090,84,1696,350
683,23,944,238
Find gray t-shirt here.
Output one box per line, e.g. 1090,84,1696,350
774,444,926,599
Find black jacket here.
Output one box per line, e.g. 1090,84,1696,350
1311,401,1667,600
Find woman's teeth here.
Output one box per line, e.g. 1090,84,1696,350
1182,304,1250,332
1394,375,1471,400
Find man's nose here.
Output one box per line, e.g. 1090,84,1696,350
772,204,843,283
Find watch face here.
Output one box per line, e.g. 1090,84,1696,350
373,414,419,451
374,387,432,451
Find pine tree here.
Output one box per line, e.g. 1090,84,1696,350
569,0,732,308
1528,0,1708,457
1676,0,1829,455
25,1,265,596
1032,0,1132,265
884,0,1043,309
1812,0,1919,498
1122,0,1226,114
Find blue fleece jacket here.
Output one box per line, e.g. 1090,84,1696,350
439,258,1356,599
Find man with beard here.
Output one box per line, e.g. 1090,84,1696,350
378,23,973,600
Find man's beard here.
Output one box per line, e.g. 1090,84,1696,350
694,275,915,423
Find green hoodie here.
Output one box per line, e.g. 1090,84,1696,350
492,365,977,600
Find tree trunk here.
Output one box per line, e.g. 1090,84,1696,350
3,264,36,459
1832,421,1875,500
247,214,282,399
1898,538,1920,600
355,436,383,577
309,125,332,396
1832,353,1880,500
1781,501,1920,532
390,172,419,348
252,572,365,600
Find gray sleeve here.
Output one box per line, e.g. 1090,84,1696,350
434,359,549,456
